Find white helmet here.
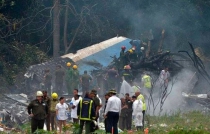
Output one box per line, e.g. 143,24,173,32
141,47,145,50
36,91,43,97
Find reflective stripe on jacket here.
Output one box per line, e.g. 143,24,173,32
77,98,95,121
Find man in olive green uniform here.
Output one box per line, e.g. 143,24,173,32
80,70,92,94
66,62,73,95
90,90,101,132
42,91,51,131
71,65,80,93
50,92,59,131
28,91,48,133
44,69,52,93
55,65,65,94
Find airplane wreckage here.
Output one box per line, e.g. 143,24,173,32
1,36,210,130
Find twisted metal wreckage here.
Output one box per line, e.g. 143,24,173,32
1,36,210,130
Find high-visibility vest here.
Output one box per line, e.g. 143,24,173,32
137,94,146,110
142,75,152,89
78,98,94,121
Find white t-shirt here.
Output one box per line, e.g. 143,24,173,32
55,102,69,120
160,70,170,80
70,96,82,119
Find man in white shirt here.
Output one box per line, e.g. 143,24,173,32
70,89,82,123
159,67,170,88
104,89,121,134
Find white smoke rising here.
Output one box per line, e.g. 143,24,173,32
150,69,199,115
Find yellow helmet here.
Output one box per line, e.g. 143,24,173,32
73,65,78,69
51,93,58,99
128,49,133,54
66,62,71,67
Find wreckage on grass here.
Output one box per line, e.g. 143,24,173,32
0,93,29,130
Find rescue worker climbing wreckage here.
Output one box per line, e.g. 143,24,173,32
119,46,126,70
122,65,133,85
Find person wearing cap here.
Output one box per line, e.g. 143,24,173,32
104,89,121,134
27,91,49,133
50,92,59,131
66,62,75,95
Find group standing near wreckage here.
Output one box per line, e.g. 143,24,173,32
27,37,172,134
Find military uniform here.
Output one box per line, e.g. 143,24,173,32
50,98,59,131
66,68,73,94
27,99,48,133
44,73,52,93
77,97,95,134
125,98,133,130
81,73,92,93
43,96,50,131
55,68,65,94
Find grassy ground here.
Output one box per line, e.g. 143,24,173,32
1,111,210,134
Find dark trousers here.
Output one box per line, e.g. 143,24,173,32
45,114,50,131
55,82,63,94
126,112,132,130
119,116,127,130
78,120,91,134
73,118,79,124
50,112,57,131
106,112,119,134
142,110,145,129
31,118,45,133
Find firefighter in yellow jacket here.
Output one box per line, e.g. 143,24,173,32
77,92,96,134
141,72,152,96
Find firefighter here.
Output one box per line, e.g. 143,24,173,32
72,65,80,91
122,65,133,84
141,72,152,97
27,91,48,133
66,62,73,95
119,46,126,70
77,92,96,134
50,92,59,131
104,89,121,134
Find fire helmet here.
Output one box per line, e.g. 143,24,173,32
128,49,133,54
66,62,71,67
36,91,43,97
73,65,78,69
141,47,145,50
124,65,131,70
51,93,58,99
121,46,126,50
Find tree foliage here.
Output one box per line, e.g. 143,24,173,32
0,0,210,87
